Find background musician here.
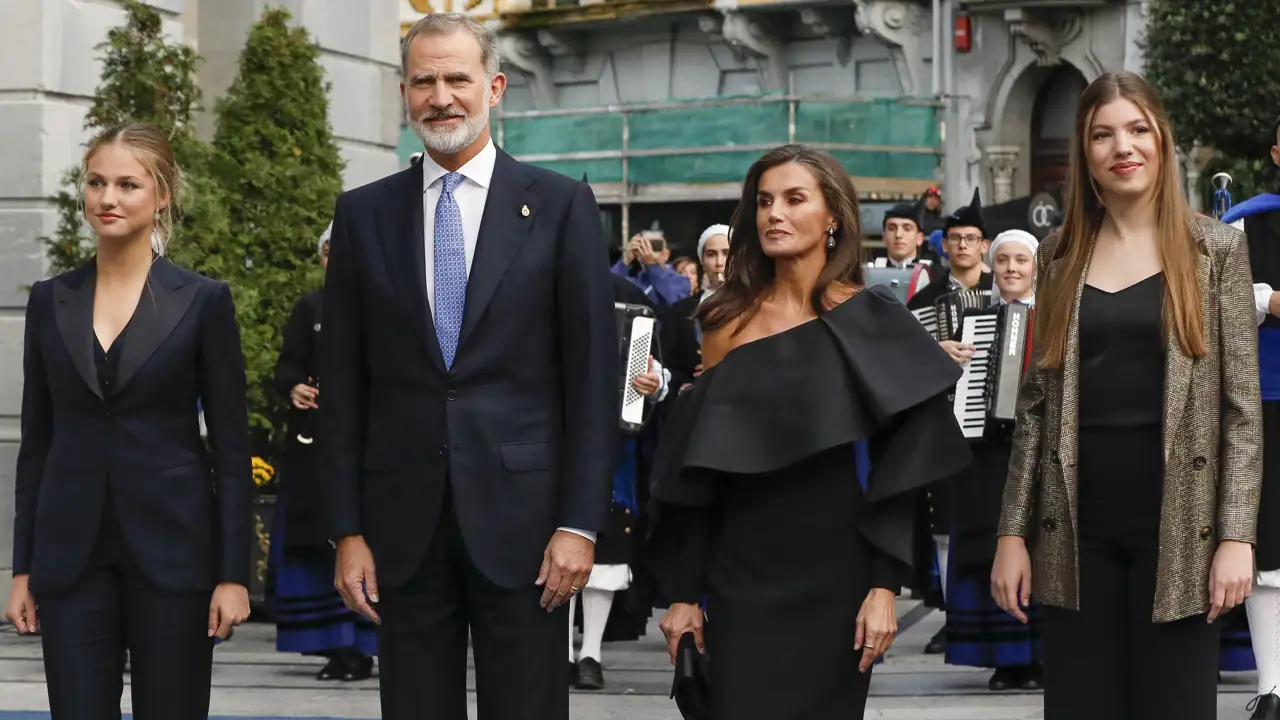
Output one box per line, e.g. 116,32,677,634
660,224,730,393
270,223,376,681
992,71,1260,720
871,199,933,272
907,188,994,655
941,229,1043,691
570,277,669,690
1219,114,1280,719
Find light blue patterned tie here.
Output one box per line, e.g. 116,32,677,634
434,172,467,369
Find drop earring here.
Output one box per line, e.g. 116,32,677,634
827,226,836,249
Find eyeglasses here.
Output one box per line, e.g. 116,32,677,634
946,234,984,247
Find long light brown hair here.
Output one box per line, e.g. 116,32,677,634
1038,71,1204,369
697,144,865,332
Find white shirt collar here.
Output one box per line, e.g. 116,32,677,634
420,139,497,193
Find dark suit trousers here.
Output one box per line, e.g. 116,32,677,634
378,490,569,720
36,503,215,720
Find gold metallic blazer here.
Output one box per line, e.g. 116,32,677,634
998,216,1262,622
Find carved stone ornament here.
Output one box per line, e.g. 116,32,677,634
799,8,852,67
853,0,929,96
1005,8,1083,67
496,33,557,107
704,10,787,92
984,145,1020,204
536,30,584,74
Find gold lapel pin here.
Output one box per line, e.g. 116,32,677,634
521,205,530,217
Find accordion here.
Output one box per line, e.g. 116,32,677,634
911,287,992,342
616,302,658,433
952,302,1034,439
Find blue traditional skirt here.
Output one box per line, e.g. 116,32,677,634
1220,606,1255,672
269,499,378,657
944,548,1043,669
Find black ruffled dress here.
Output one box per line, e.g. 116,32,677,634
648,285,972,719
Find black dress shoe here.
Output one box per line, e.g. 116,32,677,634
988,668,1019,691
339,653,374,682
569,661,579,686
1019,665,1043,691
1248,693,1280,719
575,657,605,690
316,656,343,681
925,628,946,655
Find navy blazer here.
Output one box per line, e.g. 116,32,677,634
14,258,252,595
318,148,618,590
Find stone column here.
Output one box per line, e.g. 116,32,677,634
0,0,187,599
196,0,403,189
1184,141,1215,214
985,145,1020,204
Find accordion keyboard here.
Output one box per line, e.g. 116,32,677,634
953,313,999,438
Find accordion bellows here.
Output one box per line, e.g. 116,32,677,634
648,285,973,567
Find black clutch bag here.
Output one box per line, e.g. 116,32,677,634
670,631,711,720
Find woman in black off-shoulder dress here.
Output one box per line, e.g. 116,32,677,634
651,145,972,719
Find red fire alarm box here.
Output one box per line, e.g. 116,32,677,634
955,13,972,53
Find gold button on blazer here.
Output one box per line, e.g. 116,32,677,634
998,216,1263,623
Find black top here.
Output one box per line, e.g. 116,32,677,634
647,286,973,599
92,323,131,563
1078,273,1166,428
1245,209,1280,330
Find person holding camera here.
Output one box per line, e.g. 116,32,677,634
610,230,690,314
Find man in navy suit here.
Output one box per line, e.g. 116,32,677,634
317,12,617,720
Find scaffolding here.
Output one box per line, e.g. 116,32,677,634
495,92,943,241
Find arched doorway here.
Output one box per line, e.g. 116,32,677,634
1030,65,1087,198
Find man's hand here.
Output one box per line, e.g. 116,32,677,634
334,535,380,625
634,235,664,266
535,530,594,611
1269,290,1280,318
632,356,661,397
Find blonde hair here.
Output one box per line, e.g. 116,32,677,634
82,122,182,256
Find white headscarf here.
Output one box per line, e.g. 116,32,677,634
696,224,731,261
987,229,1038,264
317,221,333,256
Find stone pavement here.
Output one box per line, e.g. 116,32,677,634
0,598,1262,719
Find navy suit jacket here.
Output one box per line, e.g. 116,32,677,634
318,148,618,590
14,258,252,595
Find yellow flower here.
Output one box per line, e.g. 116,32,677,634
251,456,276,486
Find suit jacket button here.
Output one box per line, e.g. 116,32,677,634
1193,456,1207,470
1042,518,1057,532
1200,525,1213,540
446,390,458,401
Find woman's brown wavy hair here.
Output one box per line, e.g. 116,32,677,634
1037,70,1204,369
697,144,865,333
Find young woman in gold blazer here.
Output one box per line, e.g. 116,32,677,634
991,71,1262,719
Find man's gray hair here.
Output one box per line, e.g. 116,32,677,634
401,13,502,79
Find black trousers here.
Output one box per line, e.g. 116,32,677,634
377,497,569,720
1042,544,1219,720
37,559,215,719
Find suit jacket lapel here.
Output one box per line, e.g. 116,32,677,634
53,263,101,399
458,150,537,351
1162,249,1212,467
115,258,199,394
389,161,446,373
1058,246,1091,535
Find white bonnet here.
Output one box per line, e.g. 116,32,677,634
696,223,731,260
318,221,333,256
988,229,1038,263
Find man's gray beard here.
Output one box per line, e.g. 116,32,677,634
412,103,490,156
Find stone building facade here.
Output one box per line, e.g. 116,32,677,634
0,0,401,593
